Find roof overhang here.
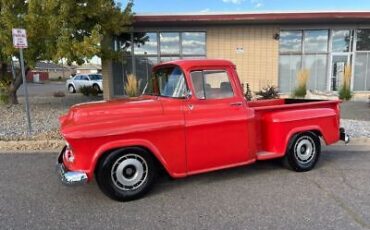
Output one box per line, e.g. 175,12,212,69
133,11,370,27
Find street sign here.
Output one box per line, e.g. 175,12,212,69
12,28,28,49
12,28,32,134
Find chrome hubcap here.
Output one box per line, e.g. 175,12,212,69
294,136,315,164
69,86,74,93
111,154,148,191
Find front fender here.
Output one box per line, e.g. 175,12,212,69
87,139,185,179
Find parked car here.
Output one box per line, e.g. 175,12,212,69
66,74,103,93
57,59,349,201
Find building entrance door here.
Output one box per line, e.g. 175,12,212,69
331,54,350,91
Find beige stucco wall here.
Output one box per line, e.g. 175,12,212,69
206,25,279,92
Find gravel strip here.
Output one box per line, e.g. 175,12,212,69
0,95,102,141
340,119,370,138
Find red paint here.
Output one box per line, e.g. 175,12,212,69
59,59,342,181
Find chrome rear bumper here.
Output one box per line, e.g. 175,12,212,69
56,147,88,186
340,127,350,144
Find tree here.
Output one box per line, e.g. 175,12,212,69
0,0,133,104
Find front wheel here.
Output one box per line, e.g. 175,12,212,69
283,132,321,172
95,147,157,201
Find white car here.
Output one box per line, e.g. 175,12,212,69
66,74,103,93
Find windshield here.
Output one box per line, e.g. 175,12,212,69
89,74,102,80
144,66,188,98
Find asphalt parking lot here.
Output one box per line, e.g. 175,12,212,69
1,145,370,230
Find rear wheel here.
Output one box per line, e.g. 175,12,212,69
95,147,157,201
68,84,76,93
283,132,321,172
93,84,100,92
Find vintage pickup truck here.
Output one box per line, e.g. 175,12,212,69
57,59,349,201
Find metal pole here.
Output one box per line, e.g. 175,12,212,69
19,48,32,134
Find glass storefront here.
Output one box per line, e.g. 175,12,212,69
279,28,370,92
116,31,206,96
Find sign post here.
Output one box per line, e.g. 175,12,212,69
12,28,32,135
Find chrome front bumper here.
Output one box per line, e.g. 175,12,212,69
56,147,88,186
340,127,350,144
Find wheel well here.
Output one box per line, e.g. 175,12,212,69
286,130,323,154
68,84,74,88
94,146,169,177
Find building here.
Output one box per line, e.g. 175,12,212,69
102,11,370,99
76,63,102,74
34,61,75,80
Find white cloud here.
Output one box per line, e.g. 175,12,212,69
222,0,245,4
200,8,210,13
250,0,263,8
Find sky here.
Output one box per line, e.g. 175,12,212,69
124,0,370,13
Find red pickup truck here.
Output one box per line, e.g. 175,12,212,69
57,59,349,201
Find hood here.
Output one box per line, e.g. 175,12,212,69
60,96,162,129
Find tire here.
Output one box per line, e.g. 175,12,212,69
283,132,321,172
68,84,76,93
95,147,157,201
93,84,101,92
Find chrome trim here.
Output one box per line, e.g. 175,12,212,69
56,148,88,186
340,128,350,145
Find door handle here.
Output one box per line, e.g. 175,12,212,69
230,102,243,106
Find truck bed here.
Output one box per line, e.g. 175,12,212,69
247,99,341,158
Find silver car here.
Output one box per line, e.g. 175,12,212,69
66,74,103,93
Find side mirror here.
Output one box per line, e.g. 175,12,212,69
184,90,192,99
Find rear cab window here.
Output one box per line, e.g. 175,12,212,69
190,70,234,99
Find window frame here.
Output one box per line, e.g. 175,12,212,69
189,69,235,100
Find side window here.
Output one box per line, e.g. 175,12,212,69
75,76,81,80
190,70,234,99
82,76,89,81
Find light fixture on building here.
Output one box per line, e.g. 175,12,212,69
273,33,280,40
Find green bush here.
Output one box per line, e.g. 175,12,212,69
0,76,11,104
79,86,99,97
338,65,353,101
244,83,253,101
293,87,307,98
255,85,279,100
338,86,352,100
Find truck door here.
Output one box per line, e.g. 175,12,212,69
184,68,254,174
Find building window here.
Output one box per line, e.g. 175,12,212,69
304,30,328,53
279,30,329,92
356,29,370,51
332,30,351,52
134,32,158,55
114,31,206,97
279,31,302,53
160,32,180,55
182,32,206,56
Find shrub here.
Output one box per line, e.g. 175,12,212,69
244,83,253,101
53,91,65,98
124,74,139,97
0,76,11,104
255,85,279,100
79,86,99,97
293,69,309,98
338,65,352,101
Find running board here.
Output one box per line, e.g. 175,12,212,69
256,151,284,160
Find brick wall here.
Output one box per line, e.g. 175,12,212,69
206,25,279,92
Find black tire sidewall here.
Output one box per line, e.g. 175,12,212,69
286,132,321,172
96,147,157,201
93,84,100,92
68,85,75,93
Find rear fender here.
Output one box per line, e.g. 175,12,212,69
261,108,339,156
